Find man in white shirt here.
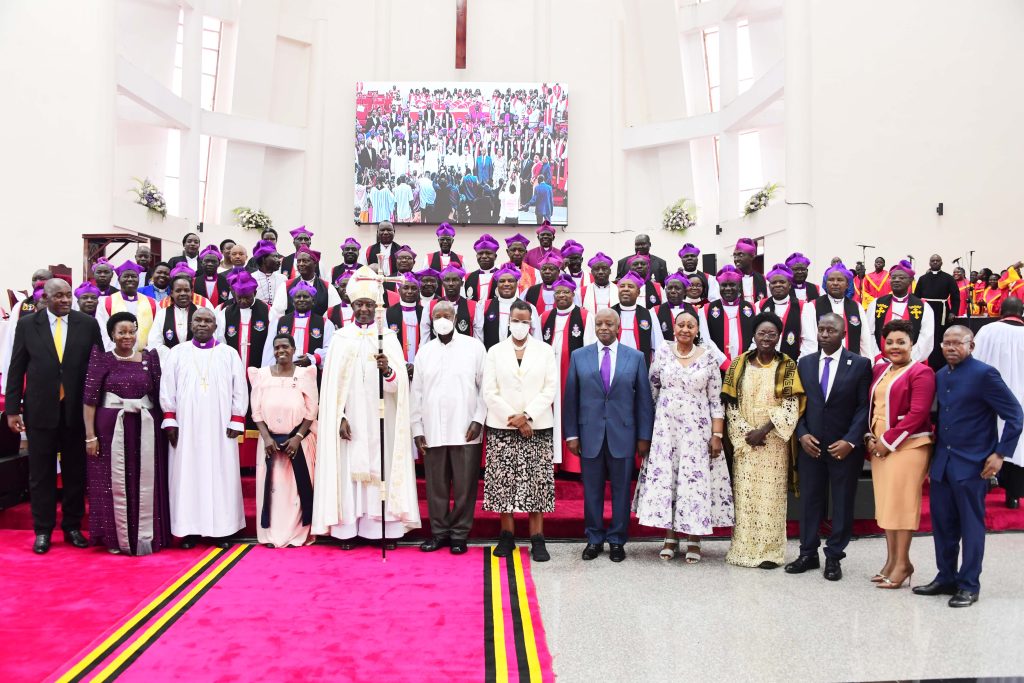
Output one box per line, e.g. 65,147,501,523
863,261,935,365
800,263,875,358
581,252,620,315
584,272,663,366
411,301,487,555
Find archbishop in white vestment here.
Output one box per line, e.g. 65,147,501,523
312,267,421,539
160,338,248,537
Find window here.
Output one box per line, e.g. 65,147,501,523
738,130,763,210
702,27,719,112
166,12,222,220
702,19,754,111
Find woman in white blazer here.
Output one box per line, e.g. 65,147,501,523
482,300,558,562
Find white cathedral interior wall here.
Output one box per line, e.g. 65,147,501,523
2,0,1022,294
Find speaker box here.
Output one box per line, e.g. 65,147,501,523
702,254,717,276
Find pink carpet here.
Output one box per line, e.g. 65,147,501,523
106,545,553,682
0,530,213,683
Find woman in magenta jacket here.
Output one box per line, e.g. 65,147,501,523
865,319,936,589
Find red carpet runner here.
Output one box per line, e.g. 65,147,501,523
31,543,552,683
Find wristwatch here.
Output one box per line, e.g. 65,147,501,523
712,432,723,439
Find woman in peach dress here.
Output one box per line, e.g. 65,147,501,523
250,333,319,547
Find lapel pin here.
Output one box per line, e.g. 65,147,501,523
846,359,852,365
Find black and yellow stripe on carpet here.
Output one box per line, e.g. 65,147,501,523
483,547,546,683
55,544,252,683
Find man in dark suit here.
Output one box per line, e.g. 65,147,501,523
5,278,103,554
913,325,1023,607
615,234,669,285
563,308,655,562
785,313,871,580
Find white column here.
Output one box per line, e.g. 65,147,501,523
717,19,740,224
303,19,327,235
784,0,814,255
179,1,203,225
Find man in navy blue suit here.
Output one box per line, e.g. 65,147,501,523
913,325,1023,607
785,314,872,581
564,309,655,562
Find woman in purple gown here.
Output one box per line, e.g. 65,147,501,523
83,311,170,554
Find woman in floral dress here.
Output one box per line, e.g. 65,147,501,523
633,310,733,563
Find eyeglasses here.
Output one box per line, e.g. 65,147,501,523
940,340,970,348
754,331,780,340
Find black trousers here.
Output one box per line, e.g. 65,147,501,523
26,403,86,535
999,460,1024,499
797,448,863,560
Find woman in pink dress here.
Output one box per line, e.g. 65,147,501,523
249,333,319,548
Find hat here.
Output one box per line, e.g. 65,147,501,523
494,264,522,281
340,237,362,250
627,253,651,266
74,282,101,297
288,280,318,298
435,223,456,237
296,246,321,263
346,266,379,303
333,267,357,285
766,263,794,282
227,271,259,296
474,234,499,252
395,245,417,259
716,265,744,284
734,238,757,256
439,264,466,280
289,225,314,238
664,272,692,288
560,240,584,257
401,272,420,286
537,251,564,268
823,262,854,283
890,259,915,279
199,245,222,261
536,220,555,235
551,275,577,292
678,243,700,258
587,252,614,268
32,282,45,302
252,240,278,261
617,272,645,289
414,267,441,281
114,260,144,277
169,263,196,279
785,252,811,267
91,258,111,273
505,233,530,247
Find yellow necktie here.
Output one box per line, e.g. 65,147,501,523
54,317,65,399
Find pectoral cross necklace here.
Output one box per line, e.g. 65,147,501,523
192,347,213,392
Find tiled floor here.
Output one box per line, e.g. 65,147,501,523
530,533,1024,682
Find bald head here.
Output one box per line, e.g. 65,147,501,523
43,278,71,316
1001,297,1023,318
594,309,620,345
941,324,974,367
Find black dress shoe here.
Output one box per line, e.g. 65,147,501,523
784,554,820,574
493,530,515,558
912,580,958,596
449,540,468,555
758,561,780,570
419,536,450,552
948,590,979,608
1007,496,1020,510
179,535,198,550
65,530,89,548
608,544,626,563
33,534,51,554
823,558,842,581
212,538,232,549
383,540,398,551
581,543,603,560
530,534,550,562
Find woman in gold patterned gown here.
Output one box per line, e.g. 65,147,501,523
722,312,805,569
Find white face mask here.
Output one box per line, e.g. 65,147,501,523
509,321,531,341
432,317,455,336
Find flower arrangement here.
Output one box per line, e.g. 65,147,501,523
661,198,696,233
233,207,273,232
743,182,781,216
131,177,167,217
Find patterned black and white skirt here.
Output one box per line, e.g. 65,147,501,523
482,427,555,513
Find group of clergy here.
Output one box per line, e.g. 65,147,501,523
3,219,1023,555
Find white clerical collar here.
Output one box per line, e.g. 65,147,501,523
829,297,844,305
619,304,637,311
930,270,940,275
773,297,789,306
497,295,518,303
892,294,908,303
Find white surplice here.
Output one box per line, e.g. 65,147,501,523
312,324,421,539
974,320,1024,466
160,342,248,537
